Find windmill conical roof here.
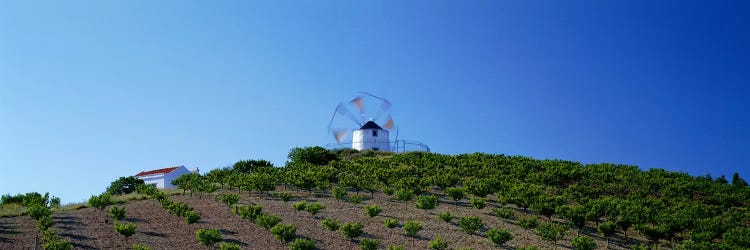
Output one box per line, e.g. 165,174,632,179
360,121,383,130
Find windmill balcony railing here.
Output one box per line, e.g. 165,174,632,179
324,140,430,153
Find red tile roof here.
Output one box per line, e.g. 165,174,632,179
135,166,180,177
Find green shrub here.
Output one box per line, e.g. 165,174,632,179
445,187,465,204
571,235,597,250
429,235,449,250
304,202,325,216
88,193,111,210
333,186,348,200
395,189,414,202
37,215,54,231
218,194,240,205
364,205,382,217
110,206,126,221
271,223,297,242
196,228,223,246
42,237,72,250
184,211,201,224
492,207,515,219
382,187,395,196
537,222,567,244
359,238,380,250
257,214,282,230
415,195,438,209
114,222,137,238
290,238,316,250
403,220,423,237
387,245,405,250
321,218,340,231
349,194,365,204
293,201,307,211
458,216,483,235
438,211,453,222
28,204,52,220
132,244,151,250
517,247,540,250
470,197,486,209
487,228,512,246
341,222,364,238
384,218,398,228
219,242,241,250
233,204,263,221
518,216,538,229
278,192,293,202
167,202,193,217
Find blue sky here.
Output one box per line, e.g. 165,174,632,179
1,1,748,203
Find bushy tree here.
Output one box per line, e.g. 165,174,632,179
571,235,597,250
195,228,223,246
429,235,449,250
270,224,297,242
106,176,145,195
458,216,483,235
445,187,465,206
287,147,337,165
403,220,423,237
341,222,364,238
487,228,512,246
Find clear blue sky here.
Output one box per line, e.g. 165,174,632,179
1,1,748,203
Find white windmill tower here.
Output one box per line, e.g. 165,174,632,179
328,92,396,152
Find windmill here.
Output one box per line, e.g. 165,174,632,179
327,92,397,151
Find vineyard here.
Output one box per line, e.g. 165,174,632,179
1,146,749,249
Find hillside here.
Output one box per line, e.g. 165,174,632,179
1,147,749,250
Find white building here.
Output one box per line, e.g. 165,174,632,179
134,165,198,189
352,121,391,152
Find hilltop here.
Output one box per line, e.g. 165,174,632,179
1,147,749,249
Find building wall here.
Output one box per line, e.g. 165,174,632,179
352,128,391,151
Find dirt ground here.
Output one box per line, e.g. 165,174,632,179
0,189,643,249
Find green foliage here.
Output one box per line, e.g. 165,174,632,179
233,204,263,221
333,186,348,200
359,238,380,250
132,244,151,250
37,215,54,231
349,194,365,204
290,238,316,250
517,246,540,250
395,189,414,202
304,202,325,215
270,224,297,242
218,194,240,206
257,214,282,230
492,207,515,219
415,195,438,209
293,201,307,211
403,220,423,237
364,205,382,217
42,238,73,250
429,235,449,250
445,187,465,204
597,221,617,238
487,228,513,246
341,222,364,238
21,192,50,207
321,218,340,231
196,228,223,246
557,204,587,231
470,197,486,209
218,242,241,250
387,245,405,250
110,206,126,220
382,187,395,196
288,146,337,165
571,235,597,250
464,178,494,197
518,216,539,229
458,216,483,235
184,211,200,224
278,192,293,202
438,210,453,222
723,227,750,248
28,204,52,220
384,218,398,228
88,193,111,210
537,222,567,244
107,176,145,195
232,159,274,173
114,222,137,238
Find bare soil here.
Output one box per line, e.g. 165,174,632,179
0,189,643,249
